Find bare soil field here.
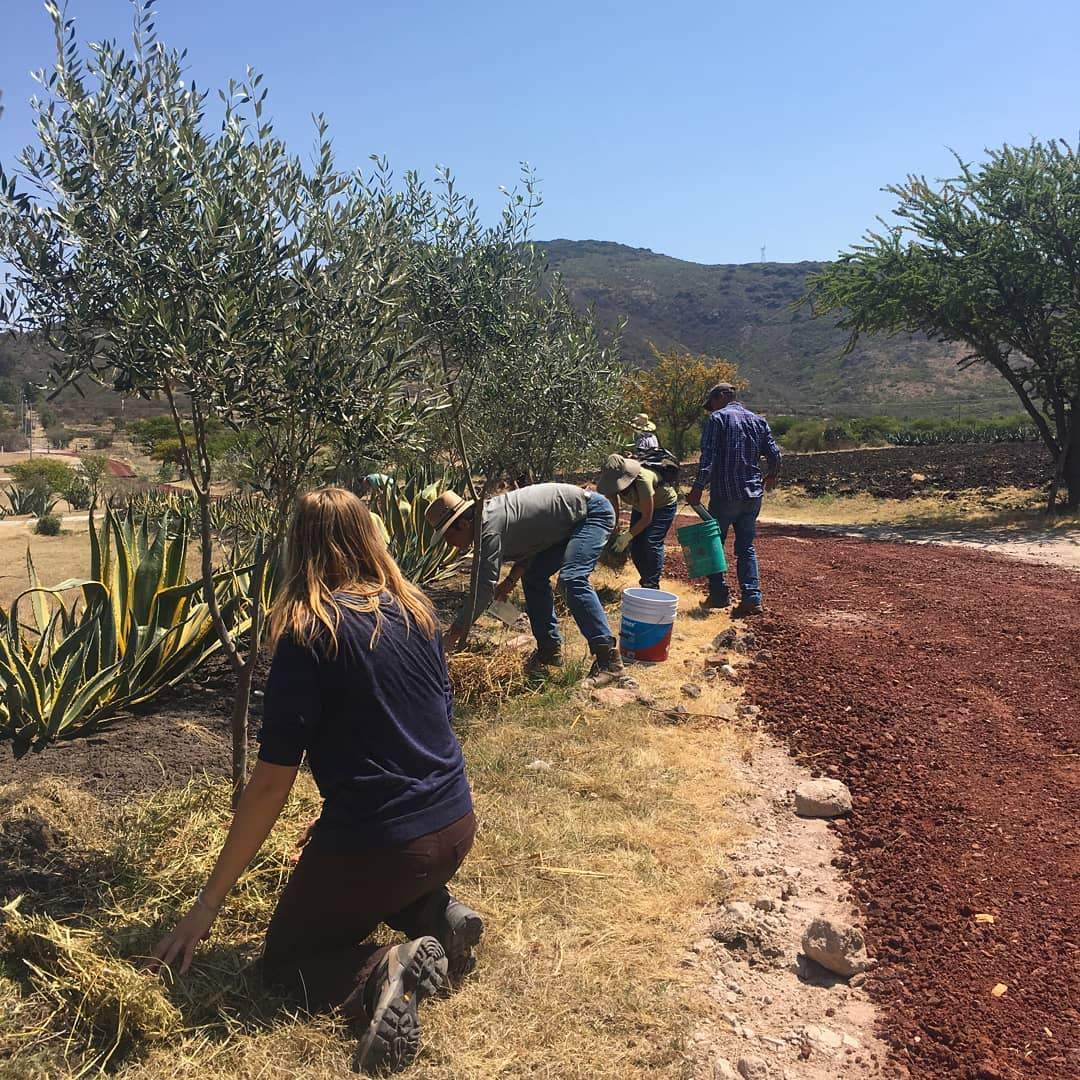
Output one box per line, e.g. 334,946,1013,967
722,526,1080,1080
780,443,1050,499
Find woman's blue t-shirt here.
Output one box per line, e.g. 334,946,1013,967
258,598,472,852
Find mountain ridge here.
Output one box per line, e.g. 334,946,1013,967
539,238,1005,415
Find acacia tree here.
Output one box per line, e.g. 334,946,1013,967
805,140,1080,511
0,2,419,799
636,345,745,460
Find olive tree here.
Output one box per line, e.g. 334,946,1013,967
461,279,626,483
805,140,1080,511
401,171,628,637
0,2,419,799
399,167,543,637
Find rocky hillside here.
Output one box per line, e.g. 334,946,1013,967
541,239,1005,414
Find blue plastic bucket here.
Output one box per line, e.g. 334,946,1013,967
619,587,679,662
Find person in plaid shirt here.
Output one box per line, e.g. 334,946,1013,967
687,384,781,616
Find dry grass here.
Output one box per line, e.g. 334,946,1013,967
0,524,93,609
763,485,1074,529
0,566,753,1078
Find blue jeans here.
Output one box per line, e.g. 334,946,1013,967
629,502,677,590
523,493,615,650
706,497,762,604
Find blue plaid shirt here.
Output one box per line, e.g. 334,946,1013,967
694,402,782,501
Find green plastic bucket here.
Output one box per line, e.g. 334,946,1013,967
676,518,728,577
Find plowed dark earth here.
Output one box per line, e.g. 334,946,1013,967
707,526,1080,1080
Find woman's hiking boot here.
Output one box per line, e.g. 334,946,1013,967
438,898,485,984
355,937,447,1074
583,637,625,688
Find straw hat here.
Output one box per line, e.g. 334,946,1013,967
596,454,642,498
628,413,657,432
425,490,475,542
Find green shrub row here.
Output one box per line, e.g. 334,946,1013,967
770,413,1040,452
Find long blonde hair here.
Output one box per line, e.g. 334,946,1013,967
268,487,436,655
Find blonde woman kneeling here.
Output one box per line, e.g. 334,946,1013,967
152,488,481,1074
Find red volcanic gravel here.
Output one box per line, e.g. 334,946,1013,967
711,525,1080,1080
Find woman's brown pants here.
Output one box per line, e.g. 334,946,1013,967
261,811,476,1017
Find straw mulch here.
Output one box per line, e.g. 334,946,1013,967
447,643,528,711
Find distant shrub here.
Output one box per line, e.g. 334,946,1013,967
767,415,797,437
93,433,113,449
62,477,93,510
777,412,1040,452
128,416,176,453
0,428,28,452
781,419,829,452
9,459,74,493
34,513,62,536
46,425,71,449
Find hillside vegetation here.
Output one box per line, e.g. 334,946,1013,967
542,239,1007,415
3,241,1013,425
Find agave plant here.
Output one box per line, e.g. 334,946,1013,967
369,470,469,587
0,508,253,756
209,493,277,544
3,483,59,517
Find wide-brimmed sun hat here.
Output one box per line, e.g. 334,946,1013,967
627,413,657,432
425,490,475,542
596,454,642,498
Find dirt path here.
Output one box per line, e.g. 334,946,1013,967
740,525,1080,1080
761,518,1080,573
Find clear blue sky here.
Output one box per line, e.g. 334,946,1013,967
2,0,1079,265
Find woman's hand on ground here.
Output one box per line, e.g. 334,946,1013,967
612,530,633,553
493,579,514,604
149,900,217,977
445,625,464,651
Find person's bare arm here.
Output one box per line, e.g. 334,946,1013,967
151,760,299,975
628,491,654,537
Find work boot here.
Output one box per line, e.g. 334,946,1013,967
583,637,625,688
732,599,764,618
437,898,485,984
526,642,564,673
702,593,730,611
355,937,447,1075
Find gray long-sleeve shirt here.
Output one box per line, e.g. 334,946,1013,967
452,483,591,630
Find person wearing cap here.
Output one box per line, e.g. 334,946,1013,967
425,483,625,680
359,473,394,496
597,454,678,590
627,414,660,457
687,384,781,616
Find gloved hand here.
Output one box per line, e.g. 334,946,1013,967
612,530,633,554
